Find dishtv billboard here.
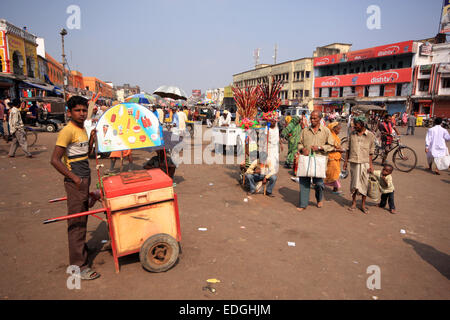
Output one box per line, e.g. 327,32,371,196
192,89,201,97
313,40,414,67
314,68,413,88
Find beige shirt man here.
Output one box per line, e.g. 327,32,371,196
347,130,375,163
297,124,336,155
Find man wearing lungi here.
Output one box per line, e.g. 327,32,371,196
343,116,375,214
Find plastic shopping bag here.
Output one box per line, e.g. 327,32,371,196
297,152,327,178
367,174,381,201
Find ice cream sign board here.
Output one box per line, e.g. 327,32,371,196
96,103,163,152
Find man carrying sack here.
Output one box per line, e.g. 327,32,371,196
296,110,336,212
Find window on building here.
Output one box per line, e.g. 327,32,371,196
364,86,370,97
442,78,450,88
396,84,402,96
342,68,347,75
418,79,430,91
328,88,332,97
380,84,385,96
351,86,356,94
397,61,403,68
382,63,387,70
306,71,310,78
355,67,360,73
421,69,431,76
304,90,309,97
339,87,343,97
319,89,322,98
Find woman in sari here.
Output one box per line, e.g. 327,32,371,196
324,122,344,193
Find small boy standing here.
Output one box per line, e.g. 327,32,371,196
50,96,100,280
374,163,396,214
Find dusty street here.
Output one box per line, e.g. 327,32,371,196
0,125,449,300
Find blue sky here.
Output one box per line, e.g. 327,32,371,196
2,0,442,95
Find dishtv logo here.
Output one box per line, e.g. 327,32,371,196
371,71,399,84
321,77,340,87
316,58,330,66
377,46,400,57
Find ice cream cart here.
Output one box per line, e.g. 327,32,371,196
44,103,181,273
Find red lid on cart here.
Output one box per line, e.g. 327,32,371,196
102,169,173,198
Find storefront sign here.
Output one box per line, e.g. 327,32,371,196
313,40,414,67
314,68,412,88
420,43,432,56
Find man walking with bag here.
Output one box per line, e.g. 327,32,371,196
343,116,375,214
296,111,336,212
425,117,450,175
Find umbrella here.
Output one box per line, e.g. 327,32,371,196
153,85,187,101
125,93,157,105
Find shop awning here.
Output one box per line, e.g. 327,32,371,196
21,80,56,92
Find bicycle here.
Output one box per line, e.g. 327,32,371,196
340,135,417,172
373,136,417,172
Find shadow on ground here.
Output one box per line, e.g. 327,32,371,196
403,238,450,280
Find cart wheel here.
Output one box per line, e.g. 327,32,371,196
139,233,179,273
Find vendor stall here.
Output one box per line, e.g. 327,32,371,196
44,103,181,273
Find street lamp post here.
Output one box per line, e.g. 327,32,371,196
60,28,68,103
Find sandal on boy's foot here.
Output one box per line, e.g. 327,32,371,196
361,207,369,214
80,268,100,280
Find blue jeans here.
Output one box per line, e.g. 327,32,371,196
245,173,277,194
298,177,324,208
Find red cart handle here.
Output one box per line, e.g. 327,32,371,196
43,207,108,224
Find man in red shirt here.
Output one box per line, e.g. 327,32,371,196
378,114,400,164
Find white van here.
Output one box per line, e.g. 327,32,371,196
285,107,310,117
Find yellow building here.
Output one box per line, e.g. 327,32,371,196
0,19,39,78
232,43,352,111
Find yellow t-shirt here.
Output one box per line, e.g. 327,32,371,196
55,121,91,177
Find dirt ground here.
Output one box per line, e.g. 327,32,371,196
0,124,449,300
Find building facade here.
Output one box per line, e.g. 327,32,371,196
115,83,140,102
83,76,115,99
232,45,350,110
313,40,417,114
0,19,39,78
411,40,450,117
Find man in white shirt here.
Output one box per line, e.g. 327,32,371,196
8,98,33,158
425,117,450,174
245,157,277,197
219,110,231,126
176,107,188,134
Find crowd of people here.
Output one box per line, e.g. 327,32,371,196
239,107,450,216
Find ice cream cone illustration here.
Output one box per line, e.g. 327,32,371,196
103,124,109,137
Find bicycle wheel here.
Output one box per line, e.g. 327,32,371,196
392,146,417,172
372,145,382,162
26,130,38,147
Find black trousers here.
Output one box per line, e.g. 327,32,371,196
380,192,395,210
